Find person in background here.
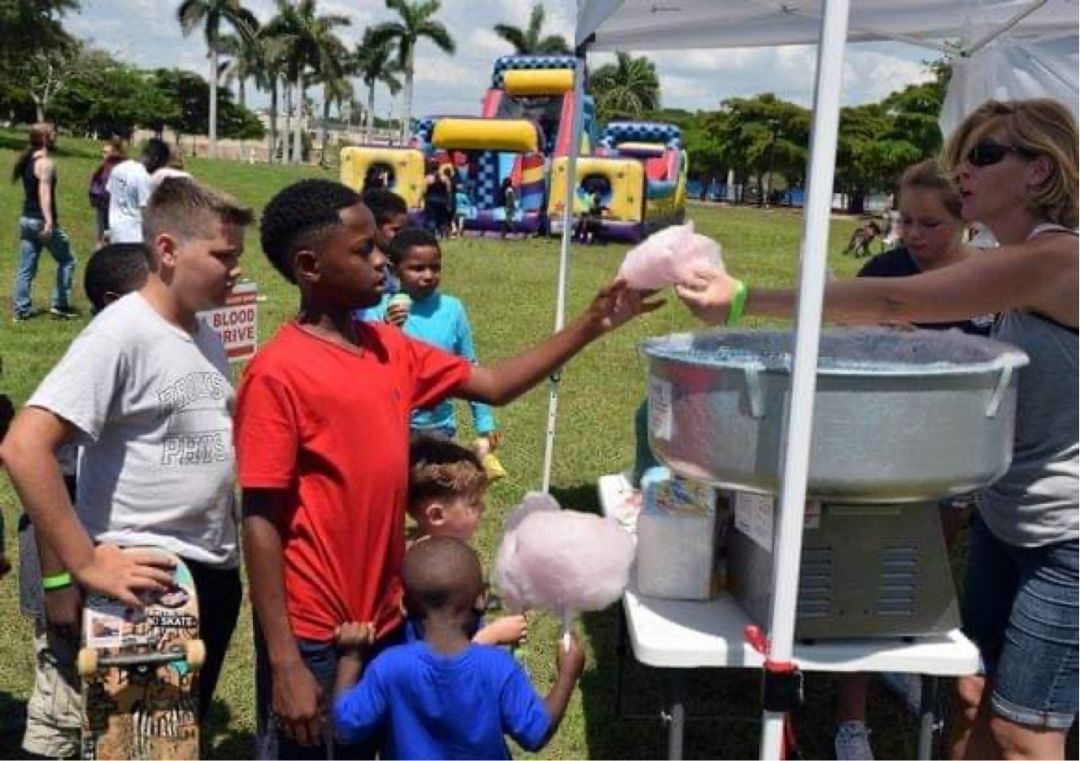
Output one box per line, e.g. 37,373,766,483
361,187,409,294
11,122,77,322
500,177,517,239
423,160,450,239
88,137,126,249
451,180,471,239
833,159,995,761
149,152,192,193
107,137,171,243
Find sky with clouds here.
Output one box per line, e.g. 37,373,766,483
66,0,939,119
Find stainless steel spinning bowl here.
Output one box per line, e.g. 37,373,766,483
640,328,1029,503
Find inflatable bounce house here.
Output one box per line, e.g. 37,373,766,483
549,121,687,242
340,54,686,242
340,143,426,216
436,54,598,236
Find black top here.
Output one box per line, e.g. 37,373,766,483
21,154,58,222
857,246,993,336
425,173,449,205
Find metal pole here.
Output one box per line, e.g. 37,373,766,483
540,53,587,494
758,0,851,758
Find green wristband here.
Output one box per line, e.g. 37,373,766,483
42,571,73,591
727,279,748,327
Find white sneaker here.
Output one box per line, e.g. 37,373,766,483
835,720,874,760
880,671,923,714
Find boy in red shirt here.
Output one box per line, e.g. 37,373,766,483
237,179,658,759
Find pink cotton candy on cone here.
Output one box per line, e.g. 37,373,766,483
494,499,635,616
617,221,725,290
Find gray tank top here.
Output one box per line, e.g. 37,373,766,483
979,224,1079,547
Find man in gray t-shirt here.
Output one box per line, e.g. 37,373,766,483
1,178,254,746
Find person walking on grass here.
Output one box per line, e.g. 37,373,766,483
11,122,77,322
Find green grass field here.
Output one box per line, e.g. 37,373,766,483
0,128,953,759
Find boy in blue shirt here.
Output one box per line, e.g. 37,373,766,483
333,536,585,759
358,227,506,477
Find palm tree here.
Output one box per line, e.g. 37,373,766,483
318,51,355,164
591,51,660,123
493,4,570,55
354,28,402,142
177,0,258,159
369,0,455,142
218,28,265,110
264,0,350,163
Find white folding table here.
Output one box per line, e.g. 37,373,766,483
598,473,980,759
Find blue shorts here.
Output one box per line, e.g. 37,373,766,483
962,514,1078,730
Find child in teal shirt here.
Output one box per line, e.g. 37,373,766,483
357,228,505,474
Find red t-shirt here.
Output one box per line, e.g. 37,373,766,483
235,321,471,641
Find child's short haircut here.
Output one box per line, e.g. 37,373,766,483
409,436,486,515
84,243,152,312
142,177,253,245
362,187,407,226
388,227,440,266
402,536,484,617
260,179,361,283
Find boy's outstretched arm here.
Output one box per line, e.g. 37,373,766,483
459,279,661,406
243,489,326,748
0,408,175,606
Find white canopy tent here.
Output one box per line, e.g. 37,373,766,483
536,1,1078,758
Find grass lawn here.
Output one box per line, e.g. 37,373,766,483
0,128,948,759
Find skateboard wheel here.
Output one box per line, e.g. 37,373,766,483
77,647,99,677
185,639,206,672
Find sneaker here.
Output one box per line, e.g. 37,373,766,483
835,721,874,760
880,671,923,714
49,305,78,320
481,452,508,481
12,312,31,323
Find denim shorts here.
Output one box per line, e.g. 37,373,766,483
963,514,1078,729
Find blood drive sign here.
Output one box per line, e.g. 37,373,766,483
200,281,258,362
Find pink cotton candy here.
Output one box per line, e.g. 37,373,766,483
617,221,724,290
494,494,635,615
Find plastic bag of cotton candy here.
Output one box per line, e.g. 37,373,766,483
617,221,724,290
494,492,635,649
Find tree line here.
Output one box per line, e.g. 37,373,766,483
604,57,950,214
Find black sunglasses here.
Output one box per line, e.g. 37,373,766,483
966,140,1028,167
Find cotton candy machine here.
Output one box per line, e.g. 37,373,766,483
639,327,1029,638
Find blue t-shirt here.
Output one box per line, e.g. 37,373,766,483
333,642,551,760
356,292,495,434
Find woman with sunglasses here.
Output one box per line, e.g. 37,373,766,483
676,98,1077,760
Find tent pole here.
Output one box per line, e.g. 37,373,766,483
541,52,587,494
965,0,1048,54
758,0,850,758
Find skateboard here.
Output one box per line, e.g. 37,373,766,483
77,548,204,759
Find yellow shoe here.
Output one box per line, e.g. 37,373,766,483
481,452,508,480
